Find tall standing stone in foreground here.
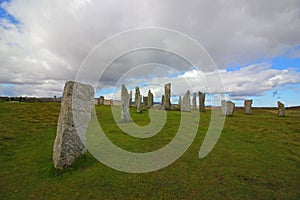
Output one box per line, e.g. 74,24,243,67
135,87,140,108
164,83,171,110
99,96,104,105
244,100,253,114
278,101,285,117
181,90,191,112
199,92,206,112
148,90,154,107
221,100,235,116
192,93,197,110
121,84,131,122
137,95,142,113
53,81,94,170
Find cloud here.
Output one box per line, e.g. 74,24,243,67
0,0,300,98
100,63,300,101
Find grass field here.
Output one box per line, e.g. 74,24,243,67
0,102,299,199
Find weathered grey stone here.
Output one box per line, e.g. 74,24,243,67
143,96,148,107
148,90,153,107
121,84,131,122
221,100,235,116
129,91,132,106
278,101,285,117
161,95,165,108
164,83,171,110
199,92,206,112
53,81,94,170
135,87,140,108
181,90,191,112
178,96,182,107
99,96,104,105
192,93,197,110
54,95,57,102
244,100,252,114
137,95,142,113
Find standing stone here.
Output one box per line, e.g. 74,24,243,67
129,91,132,106
137,95,142,113
135,87,140,108
244,100,253,114
99,96,104,105
121,84,131,122
53,81,94,170
199,92,206,112
178,96,182,107
278,101,285,117
181,90,191,112
161,95,165,108
54,95,57,102
164,83,171,110
192,93,197,110
221,100,235,116
148,90,154,107
143,96,148,108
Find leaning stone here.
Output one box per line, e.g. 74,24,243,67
221,100,235,116
53,81,94,170
192,92,197,110
199,92,206,112
244,99,252,114
164,83,171,110
181,90,191,112
278,101,285,117
121,84,131,122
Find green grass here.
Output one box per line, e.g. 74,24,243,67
0,102,299,199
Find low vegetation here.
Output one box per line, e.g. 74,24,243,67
1,102,299,199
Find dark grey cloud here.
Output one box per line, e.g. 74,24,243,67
0,0,300,97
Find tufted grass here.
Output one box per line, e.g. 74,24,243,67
0,102,299,199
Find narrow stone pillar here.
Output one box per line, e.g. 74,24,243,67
192,93,197,110
164,83,171,110
278,101,285,117
199,92,206,112
121,84,131,122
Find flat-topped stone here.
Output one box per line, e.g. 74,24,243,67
244,100,252,114
221,100,235,116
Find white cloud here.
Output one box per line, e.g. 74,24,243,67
0,0,300,99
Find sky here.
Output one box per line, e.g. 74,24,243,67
0,0,300,107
